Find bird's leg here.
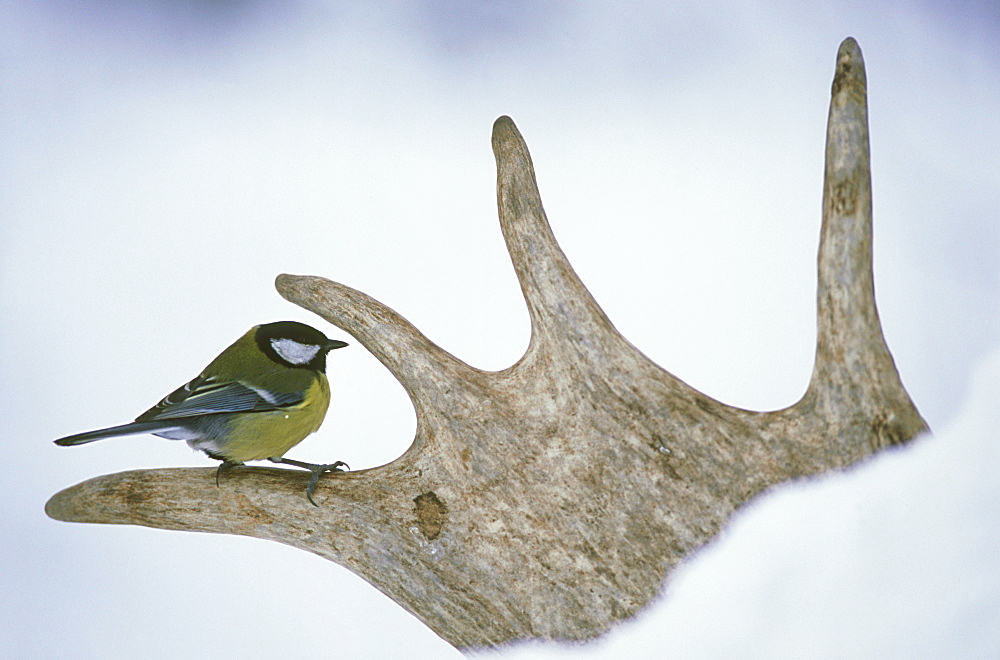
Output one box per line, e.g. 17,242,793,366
267,457,350,506
215,460,242,487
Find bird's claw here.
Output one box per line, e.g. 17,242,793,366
215,460,241,487
305,461,349,506
267,457,350,506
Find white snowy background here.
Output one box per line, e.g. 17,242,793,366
2,2,997,658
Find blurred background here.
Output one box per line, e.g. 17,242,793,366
2,1,997,657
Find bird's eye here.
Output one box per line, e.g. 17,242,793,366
270,338,321,365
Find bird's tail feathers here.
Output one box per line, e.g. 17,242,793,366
54,421,179,446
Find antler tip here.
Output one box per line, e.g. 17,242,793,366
274,272,315,299
492,114,516,132
45,487,78,522
833,37,867,95
491,115,527,155
838,36,860,53
44,471,142,524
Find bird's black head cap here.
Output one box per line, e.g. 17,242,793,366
255,321,348,371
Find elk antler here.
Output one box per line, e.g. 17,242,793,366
46,37,926,650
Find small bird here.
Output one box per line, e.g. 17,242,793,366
55,321,349,505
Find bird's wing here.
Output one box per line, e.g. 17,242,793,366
135,376,303,421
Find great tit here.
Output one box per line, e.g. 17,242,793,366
55,321,349,505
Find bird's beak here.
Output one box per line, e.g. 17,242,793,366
326,339,349,351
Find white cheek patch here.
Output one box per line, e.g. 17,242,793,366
271,338,321,365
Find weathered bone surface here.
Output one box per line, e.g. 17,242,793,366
47,38,927,649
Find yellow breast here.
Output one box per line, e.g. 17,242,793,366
219,375,331,463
